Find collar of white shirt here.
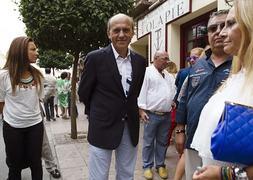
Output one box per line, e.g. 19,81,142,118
111,43,131,60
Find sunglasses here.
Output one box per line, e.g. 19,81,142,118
207,22,225,33
186,55,199,62
160,57,170,62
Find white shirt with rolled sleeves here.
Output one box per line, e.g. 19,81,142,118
138,65,176,112
44,74,57,98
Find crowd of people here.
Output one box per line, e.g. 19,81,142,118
1,0,253,179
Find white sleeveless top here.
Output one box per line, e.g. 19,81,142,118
191,69,253,166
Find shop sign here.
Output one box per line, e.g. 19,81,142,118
137,0,190,59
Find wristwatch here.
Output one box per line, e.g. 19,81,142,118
234,167,248,180
175,129,185,134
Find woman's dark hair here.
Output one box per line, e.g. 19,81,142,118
60,72,68,79
3,36,43,93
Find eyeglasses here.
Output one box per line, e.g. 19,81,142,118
160,57,170,62
207,22,225,33
186,55,199,62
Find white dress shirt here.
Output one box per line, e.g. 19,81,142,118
138,65,176,112
44,74,57,97
111,44,132,97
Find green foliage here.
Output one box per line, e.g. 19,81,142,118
18,0,134,138
38,49,73,69
18,0,134,55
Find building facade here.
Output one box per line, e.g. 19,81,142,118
130,0,230,68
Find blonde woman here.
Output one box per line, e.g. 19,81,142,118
192,0,253,179
166,61,178,78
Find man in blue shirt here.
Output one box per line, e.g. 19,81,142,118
175,10,232,180
174,47,204,106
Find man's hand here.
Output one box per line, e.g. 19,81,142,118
139,108,149,123
175,124,185,154
171,101,177,109
0,102,4,114
246,166,253,180
192,165,221,180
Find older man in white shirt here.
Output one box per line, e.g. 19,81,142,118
43,68,57,121
138,51,176,180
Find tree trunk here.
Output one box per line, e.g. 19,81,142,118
70,54,79,139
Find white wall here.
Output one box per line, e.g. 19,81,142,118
217,0,231,10
132,0,222,68
192,0,216,12
0,53,6,69
167,24,180,69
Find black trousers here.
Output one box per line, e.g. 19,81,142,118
3,121,44,180
44,96,55,120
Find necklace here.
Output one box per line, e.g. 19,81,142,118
20,75,34,84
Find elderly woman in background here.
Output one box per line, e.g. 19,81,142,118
192,0,253,179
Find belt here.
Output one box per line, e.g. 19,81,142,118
147,110,169,116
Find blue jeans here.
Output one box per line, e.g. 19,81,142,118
43,96,55,120
142,112,171,169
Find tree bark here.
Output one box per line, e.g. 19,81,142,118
70,54,79,139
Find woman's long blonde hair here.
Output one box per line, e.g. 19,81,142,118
230,0,253,95
233,0,253,74
3,36,43,93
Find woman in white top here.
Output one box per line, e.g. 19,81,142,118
191,0,253,179
0,36,44,180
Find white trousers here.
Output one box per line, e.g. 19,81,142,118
88,125,138,180
185,149,202,180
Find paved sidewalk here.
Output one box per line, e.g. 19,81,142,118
45,102,179,180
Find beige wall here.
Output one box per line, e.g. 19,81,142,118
217,0,231,10
131,44,147,59
167,24,180,69
192,0,216,12
130,35,149,62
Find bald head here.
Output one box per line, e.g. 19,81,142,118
107,13,134,32
154,51,169,60
153,51,170,72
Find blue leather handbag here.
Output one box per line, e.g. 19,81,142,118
211,101,253,165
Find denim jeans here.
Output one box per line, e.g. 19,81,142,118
44,96,55,120
142,112,171,169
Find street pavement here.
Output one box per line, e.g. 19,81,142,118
0,103,179,180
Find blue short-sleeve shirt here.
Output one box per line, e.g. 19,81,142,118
176,52,232,149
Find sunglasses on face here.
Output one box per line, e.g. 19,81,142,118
186,55,199,62
207,22,225,33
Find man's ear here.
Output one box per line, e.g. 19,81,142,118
107,30,111,40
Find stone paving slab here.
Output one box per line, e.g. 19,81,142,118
45,103,179,180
